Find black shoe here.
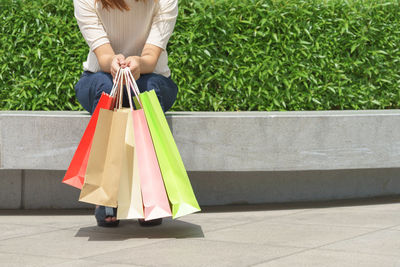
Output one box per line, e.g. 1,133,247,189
138,218,163,227
95,206,120,227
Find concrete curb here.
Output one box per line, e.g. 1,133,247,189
2,110,400,171
1,110,400,208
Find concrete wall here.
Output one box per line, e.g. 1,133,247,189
1,110,400,208
1,168,399,209
2,110,400,171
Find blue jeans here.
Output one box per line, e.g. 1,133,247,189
74,71,178,114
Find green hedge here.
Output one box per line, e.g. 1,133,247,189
1,0,86,110
1,0,400,111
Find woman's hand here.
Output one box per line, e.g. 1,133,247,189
111,54,126,79
124,44,162,78
125,56,141,80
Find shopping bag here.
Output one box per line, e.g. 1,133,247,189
62,69,124,189
79,70,128,206
140,89,201,218
79,108,128,207
124,69,172,220
62,92,114,189
116,108,144,220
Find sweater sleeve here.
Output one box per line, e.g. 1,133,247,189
145,0,178,50
73,0,110,51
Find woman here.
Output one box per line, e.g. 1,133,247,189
73,0,179,227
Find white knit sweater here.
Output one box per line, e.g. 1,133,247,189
73,0,178,77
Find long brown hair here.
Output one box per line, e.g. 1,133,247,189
97,0,146,11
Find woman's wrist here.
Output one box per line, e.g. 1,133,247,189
126,56,141,68
129,55,156,74
125,56,142,80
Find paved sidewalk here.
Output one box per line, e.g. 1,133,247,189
1,197,400,267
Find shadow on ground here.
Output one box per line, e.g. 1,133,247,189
200,195,400,213
74,218,204,241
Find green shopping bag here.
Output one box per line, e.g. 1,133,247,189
140,90,201,218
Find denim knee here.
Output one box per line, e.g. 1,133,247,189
92,72,113,111
136,73,178,112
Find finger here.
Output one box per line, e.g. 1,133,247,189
115,58,121,69
130,64,138,74
116,54,124,61
123,60,129,69
134,71,140,81
112,61,120,73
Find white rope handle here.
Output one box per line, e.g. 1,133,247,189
122,68,135,111
124,68,143,109
108,68,142,110
109,68,123,97
115,69,125,109
126,69,141,97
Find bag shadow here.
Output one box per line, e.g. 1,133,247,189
74,218,204,241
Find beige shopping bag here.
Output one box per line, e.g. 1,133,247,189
117,109,144,219
79,108,128,207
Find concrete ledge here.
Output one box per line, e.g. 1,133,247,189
1,168,399,209
1,110,400,171
1,110,400,208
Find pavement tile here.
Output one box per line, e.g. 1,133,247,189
0,252,68,267
336,202,400,212
1,201,400,266
53,259,143,267
0,223,62,241
0,214,94,230
204,220,373,248
85,239,303,267
0,228,163,260
263,206,400,229
253,248,400,267
178,208,307,233
322,229,400,256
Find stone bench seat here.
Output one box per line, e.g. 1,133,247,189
1,110,400,209
2,110,400,171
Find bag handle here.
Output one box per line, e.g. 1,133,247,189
111,68,142,110
110,68,125,109
113,69,123,110
110,68,123,97
121,68,135,111
114,68,131,109
123,68,143,109
117,70,124,109
126,69,142,100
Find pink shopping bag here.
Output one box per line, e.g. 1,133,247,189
124,69,171,220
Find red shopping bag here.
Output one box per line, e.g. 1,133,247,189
62,92,115,189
